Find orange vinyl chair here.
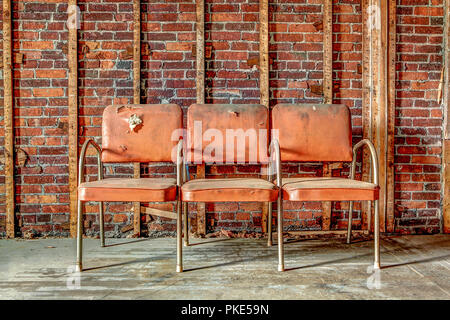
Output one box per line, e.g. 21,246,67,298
271,103,380,272
76,104,185,272
180,104,280,269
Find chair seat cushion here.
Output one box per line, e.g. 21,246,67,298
181,178,278,202
78,178,177,202
281,177,379,201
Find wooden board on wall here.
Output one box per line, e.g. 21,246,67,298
386,0,396,233
259,0,269,234
68,0,78,237
3,0,15,238
443,0,450,233
361,0,372,231
321,0,333,230
259,0,269,108
132,0,141,236
196,0,206,236
361,0,394,233
372,0,387,234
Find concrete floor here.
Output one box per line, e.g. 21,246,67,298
0,234,449,299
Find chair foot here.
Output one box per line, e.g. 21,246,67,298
278,264,285,272
267,240,272,247
76,263,82,272
184,241,189,247
176,265,183,273
373,262,380,270
346,239,351,245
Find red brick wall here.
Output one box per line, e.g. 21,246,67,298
0,0,446,237
395,0,444,234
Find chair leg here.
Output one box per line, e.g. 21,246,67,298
277,196,284,272
373,199,380,269
183,202,189,247
267,202,273,246
99,202,105,247
76,200,83,272
346,201,354,244
176,200,183,273
367,200,372,234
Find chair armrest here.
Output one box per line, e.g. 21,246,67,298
78,139,103,185
176,139,184,187
350,139,379,185
269,139,282,187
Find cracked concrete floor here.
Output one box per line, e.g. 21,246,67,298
0,234,449,299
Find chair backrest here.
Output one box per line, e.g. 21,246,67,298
272,103,353,162
187,104,269,164
101,104,183,163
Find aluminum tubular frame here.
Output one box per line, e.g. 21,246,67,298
267,140,280,247
183,163,189,247
176,139,184,272
267,139,283,271
76,139,104,272
180,140,281,270
346,139,381,269
276,138,380,272
76,139,184,273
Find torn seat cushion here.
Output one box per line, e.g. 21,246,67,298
78,178,177,202
181,178,279,202
281,177,379,201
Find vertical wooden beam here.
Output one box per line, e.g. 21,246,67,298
3,0,15,238
443,0,450,233
361,0,373,231
321,0,333,230
132,0,141,236
376,0,388,233
68,0,79,237
323,0,333,104
196,0,206,236
259,0,269,108
386,0,396,233
362,0,389,233
196,0,205,104
259,0,269,234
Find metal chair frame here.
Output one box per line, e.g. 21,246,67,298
180,139,281,270
76,139,184,272
273,138,380,272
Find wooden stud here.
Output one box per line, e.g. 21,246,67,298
361,0,391,233
196,0,205,104
277,229,369,237
376,0,388,233
196,0,206,236
259,0,270,234
323,0,332,104
141,207,177,220
321,1,333,230
196,164,206,236
3,0,14,238
132,0,141,236
68,0,78,237
259,0,269,108
386,0,396,233
443,0,450,233
361,0,373,231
